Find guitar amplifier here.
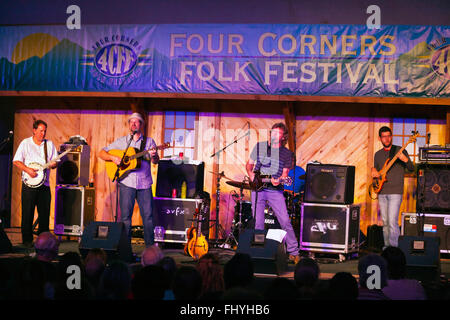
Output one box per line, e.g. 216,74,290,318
153,197,209,243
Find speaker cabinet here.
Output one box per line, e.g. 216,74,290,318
237,229,287,275
304,164,355,204
54,186,95,236
416,164,450,213
398,235,440,282
79,222,133,262
156,159,204,199
152,197,208,243
56,144,90,186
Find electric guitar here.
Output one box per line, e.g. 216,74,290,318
369,131,418,199
251,171,293,191
105,142,170,181
22,143,80,188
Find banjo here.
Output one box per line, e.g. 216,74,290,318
22,143,79,188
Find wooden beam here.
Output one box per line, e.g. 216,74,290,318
283,102,296,153
2,91,450,106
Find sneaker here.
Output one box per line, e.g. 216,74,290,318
288,254,301,264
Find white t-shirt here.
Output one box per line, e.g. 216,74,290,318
13,137,58,186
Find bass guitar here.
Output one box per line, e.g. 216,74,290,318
186,202,208,260
105,142,170,181
251,171,293,191
22,143,80,188
369,131,418,199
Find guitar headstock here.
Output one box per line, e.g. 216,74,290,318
408,131,419,144
158,142,171,150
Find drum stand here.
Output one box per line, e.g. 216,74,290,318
221,180,247,249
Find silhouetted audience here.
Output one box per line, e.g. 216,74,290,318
196,253,225,299
172,266,203,300
33,232,59,298
54,251,93,300
357,254,390,300
329,272,358,300
263,278,300,300
381,246,426,300
294,257,320,299
84,248,108,295
157,256,177,300
11,257,47,299
223,253,254,290
97,260,132,300
131,265,166,299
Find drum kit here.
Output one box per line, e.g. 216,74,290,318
209,170,305,249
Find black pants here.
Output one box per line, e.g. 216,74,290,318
21,183,51,243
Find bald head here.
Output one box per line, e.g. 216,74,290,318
141,245,164,267
34,232,59,262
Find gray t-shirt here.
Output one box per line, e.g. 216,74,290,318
374,145,414,194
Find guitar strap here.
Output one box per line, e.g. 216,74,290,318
389,145,397,161
44,139,48,171
140,135,147,160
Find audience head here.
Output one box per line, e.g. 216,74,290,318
157,256,178,290
196,253,225,296
223,253,254,290
141,245,164,267
13,258,46,299
34,232,59,262
173,266,203,300
294,258,320,288
358,254,388,289
98,260,132,300
132,265,166,300
329,272,358,300
381,246,407,280
264,278,300,300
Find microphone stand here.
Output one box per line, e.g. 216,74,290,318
210,130,250,246
113,132,135,222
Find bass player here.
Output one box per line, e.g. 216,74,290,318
371,126,414,248
13,119,58,248
99,112,159,247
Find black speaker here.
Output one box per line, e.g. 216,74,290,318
236,229,287,275
304,164,355,204
79,222,133,262
416,164,450,213
0,227,12,254
156,159,204,198
56,144,90,186
54,186,95,236
398,235,440,282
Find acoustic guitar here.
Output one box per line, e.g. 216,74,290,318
105,142,170,181
22,143,80,188
368,131,418,199
186,202,208,260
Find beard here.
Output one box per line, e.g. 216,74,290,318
382,141,392,148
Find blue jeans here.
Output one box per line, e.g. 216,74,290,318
251,189,299,256
119,183,154,246
378,194,402,247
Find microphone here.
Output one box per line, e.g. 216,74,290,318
5,131,13,142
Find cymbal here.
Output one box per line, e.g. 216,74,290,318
226,180,252,190
208,171,232,180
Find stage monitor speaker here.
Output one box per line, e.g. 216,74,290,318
398,235,440,282
416,164,450,213
54,186,95,236
304,164,355,204
236,229,287,275
156,159,204,198
79,222,133,262
56,144,90,186
0,227,12,254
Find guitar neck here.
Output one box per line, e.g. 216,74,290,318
129,145,165,160
380,144,409,175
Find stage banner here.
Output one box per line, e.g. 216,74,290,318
0,24,449,97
